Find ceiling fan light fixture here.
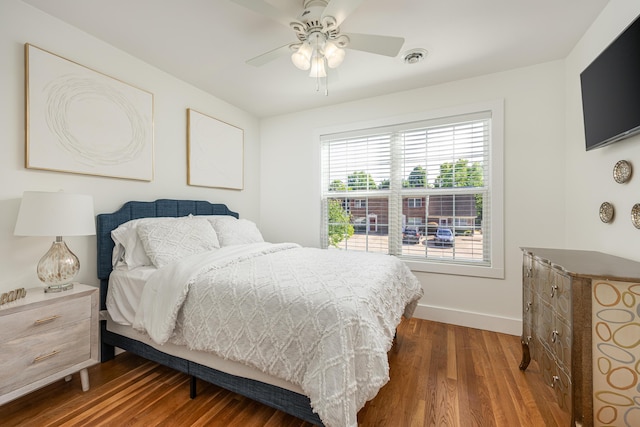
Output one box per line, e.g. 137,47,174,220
323,40,345,68
291,42,313,70
234,0,403,95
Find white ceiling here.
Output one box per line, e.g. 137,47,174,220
22,0,609,118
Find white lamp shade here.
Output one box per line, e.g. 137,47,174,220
309,56,327,78
291,42,312,70
14,191,96,237
324,40,345,68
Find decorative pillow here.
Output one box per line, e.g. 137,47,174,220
111,217,177,268
136,217,220,268
206,216,264,246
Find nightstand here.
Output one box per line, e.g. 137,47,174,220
0,283,99,405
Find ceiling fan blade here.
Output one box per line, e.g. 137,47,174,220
343,33,405,57
229,0,293,27
246,43,293,67
322,0,366,27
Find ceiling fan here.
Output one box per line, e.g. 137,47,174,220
230,0,405,79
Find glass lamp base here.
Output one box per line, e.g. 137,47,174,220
44,282,74,293
37,238,80,293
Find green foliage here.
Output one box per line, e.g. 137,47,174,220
347,171,377,190
434,159,484,222
329,179,347,192
407,165,427,188
327,199,354,247
433,159,483,188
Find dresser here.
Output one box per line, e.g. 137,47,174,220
519,248,640,427
0,284,99,405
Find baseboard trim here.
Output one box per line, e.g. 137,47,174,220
412,304,521,336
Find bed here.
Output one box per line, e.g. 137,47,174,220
97,199,423,427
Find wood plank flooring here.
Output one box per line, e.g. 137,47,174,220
0,318,569,426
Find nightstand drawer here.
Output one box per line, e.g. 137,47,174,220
0,319,91,394
0,296,91,344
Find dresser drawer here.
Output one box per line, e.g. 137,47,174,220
0,296,90,344
535,300,554,352
0,319,91,395
538,346,571,410
551,268,571,323
554,316,572,375
552,363,571,411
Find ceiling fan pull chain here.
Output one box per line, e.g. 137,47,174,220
325,73,329,96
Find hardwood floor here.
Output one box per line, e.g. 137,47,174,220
1,318,569,426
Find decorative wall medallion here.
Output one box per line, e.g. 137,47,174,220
599,202,614,223
632,203,640,229
613,160,632,184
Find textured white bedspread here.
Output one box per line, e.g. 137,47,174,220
134,243,423,427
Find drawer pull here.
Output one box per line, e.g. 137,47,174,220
551,375,559,388
34,315,61,325
551,330,559,343
33,350,60,363
525,301,532,312
550,284,558,298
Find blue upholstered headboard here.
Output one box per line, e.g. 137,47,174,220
96,199,238,309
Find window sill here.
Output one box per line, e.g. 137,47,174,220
403,258,505,279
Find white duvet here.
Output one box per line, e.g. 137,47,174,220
133,242,423,427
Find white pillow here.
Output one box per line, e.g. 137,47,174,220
206,216,264,246
137,217,220,268
111,217,176,268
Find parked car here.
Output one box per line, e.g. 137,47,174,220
434,228,454,246
402,227,422,244
426,222,439,235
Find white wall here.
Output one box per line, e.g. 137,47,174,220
260,61,568,335
564,0,640,259
0,0,261,294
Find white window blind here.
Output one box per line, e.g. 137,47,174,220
321,110,494,268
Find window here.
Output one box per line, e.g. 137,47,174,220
321,102,504,278
354,199,367,208
408,198,422,208
407,217,423,226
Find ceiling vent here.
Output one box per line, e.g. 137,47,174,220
402,48,428,65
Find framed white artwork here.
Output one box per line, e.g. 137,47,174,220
187,108,244,190
25,43,154,181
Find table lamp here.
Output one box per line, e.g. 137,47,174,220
14,191,96,293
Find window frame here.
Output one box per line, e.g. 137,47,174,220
317,100,504,279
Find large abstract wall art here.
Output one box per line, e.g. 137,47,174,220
25,43,154,181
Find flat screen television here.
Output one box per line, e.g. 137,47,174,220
580,14,640,151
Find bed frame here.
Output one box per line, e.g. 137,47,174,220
96,199,323,426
